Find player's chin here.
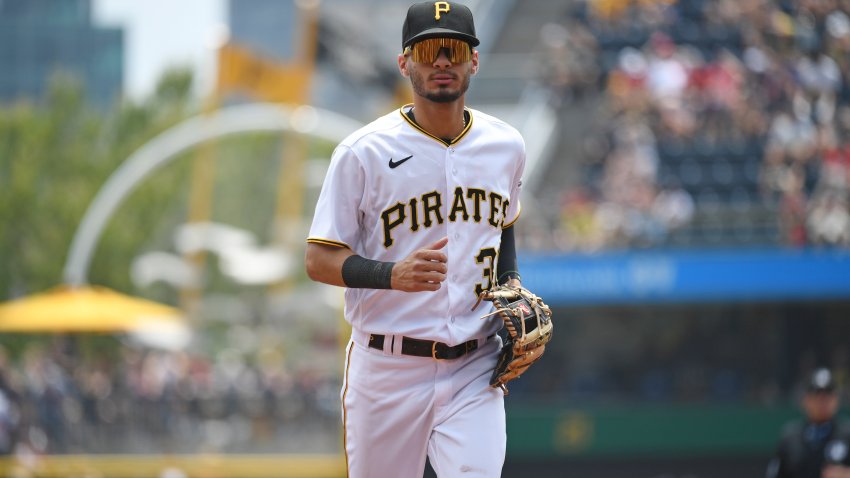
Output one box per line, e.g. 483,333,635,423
425,89,463,103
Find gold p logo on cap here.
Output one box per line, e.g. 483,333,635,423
435,1,450,20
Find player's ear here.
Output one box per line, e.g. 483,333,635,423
471,49,479,75
398,54,410,77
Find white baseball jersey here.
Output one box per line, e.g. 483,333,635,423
307,104,525,346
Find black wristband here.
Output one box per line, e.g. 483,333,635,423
498,271,522,284
341,255,395,289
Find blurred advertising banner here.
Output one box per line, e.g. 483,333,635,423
506,403,805,458
522,248,850,305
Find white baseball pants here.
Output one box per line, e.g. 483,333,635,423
341,332,506,477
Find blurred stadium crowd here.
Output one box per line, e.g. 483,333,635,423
514,308,850,403
2,313,848,455
532,0,850,251
0,340,340,455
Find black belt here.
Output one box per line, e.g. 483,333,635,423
368,334,491,360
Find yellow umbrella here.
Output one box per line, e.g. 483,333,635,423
0,286,187,340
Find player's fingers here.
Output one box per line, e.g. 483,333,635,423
417,249,448,263
393,270,444,292
419,271,446,283
410,281,442,292
414,260,447,274
424,281,442,291
425,236,449,250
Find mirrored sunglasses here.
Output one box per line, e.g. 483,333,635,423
404,38,472,64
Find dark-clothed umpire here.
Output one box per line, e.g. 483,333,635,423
768,368,850,478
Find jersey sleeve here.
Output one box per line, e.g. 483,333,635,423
307,145,365,250
502,137,526,228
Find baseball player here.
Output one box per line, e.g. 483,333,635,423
767,368,850,478
305,2,529,476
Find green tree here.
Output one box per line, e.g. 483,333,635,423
0,68,195,299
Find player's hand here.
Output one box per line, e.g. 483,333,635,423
391,237,448,292
822,465,850,478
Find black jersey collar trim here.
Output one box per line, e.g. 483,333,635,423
399,104,473,147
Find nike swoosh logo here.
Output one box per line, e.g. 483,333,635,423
389,155,413,169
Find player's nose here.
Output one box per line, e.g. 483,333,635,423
432,48,452,68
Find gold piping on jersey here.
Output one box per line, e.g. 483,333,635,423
341,342,354,477
306,237,352,249
399,104,473,146
502,203,522,229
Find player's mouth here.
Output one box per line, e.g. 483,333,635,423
430,73,457,86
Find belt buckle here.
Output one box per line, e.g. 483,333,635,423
432,341,442,360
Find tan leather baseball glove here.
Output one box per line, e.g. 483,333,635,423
477,284,553,395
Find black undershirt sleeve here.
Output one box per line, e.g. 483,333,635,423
496,225,520,284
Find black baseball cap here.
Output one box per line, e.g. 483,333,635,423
402,2,480,50
807,368,837,393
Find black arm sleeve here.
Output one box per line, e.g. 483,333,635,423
341,255,394,289
496,225,520,285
